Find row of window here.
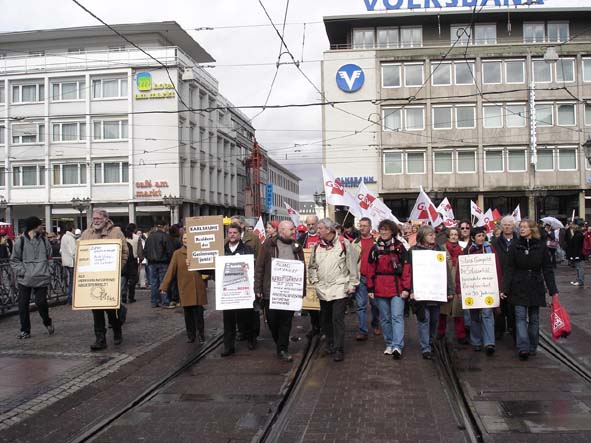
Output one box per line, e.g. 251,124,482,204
0,161,129,187
0,119,128,144
352,21,569,49
0,78,128,105
382,102,587,132
381,58,586,89
383,147,582,176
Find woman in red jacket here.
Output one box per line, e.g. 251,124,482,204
366,220,411,360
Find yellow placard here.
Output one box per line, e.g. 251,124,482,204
302,248,320,311
73,239,122,310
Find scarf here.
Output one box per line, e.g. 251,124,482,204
445,241,462,266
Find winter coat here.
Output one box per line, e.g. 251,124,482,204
407,243,455,302
123,241,138,279
225,240,255,257
10,233,52,288
143,230,174,264
491,234,517,276
308,235,360,302
502,236,558,307
254,236,306,300
159,246,208,307
365,238,411,298
583,231,591,258
0,238,12,259
60,231,77,267
79,219,129,268
242,231,261,258
566,231,585,262
441,241,463,317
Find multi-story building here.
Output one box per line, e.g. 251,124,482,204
0,22,257,232
322,4,591,221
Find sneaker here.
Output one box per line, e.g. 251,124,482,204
570,281,582,286
46,324,55,335
163,302,176,309
384,346,394,355
422,351,433,360
392,348,402,360
17,331,31,339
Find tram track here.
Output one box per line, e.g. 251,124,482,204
538,331,591,384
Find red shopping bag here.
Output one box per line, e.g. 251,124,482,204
551,297,572,341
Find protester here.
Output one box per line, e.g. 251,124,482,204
59,222,77,305
297,214,322,338
122,227,138,303
0,232,13,259
342,220,359,242
264,220,279,244
143,221,175,308
137,230,148,288
366,219,410,359
221,223,257,357
255,220,305,362
544,224,558,269
492,225,502,239
47,232,61,258
10,216,55,339
458,220,472,249
230,215,260,258
167,224,183,306
408,226,454,360
459,227,500,355
583,225,591,259
402,223,416,248
79,209,128,350
566,221,585,287
308,218,359,362
352,217,381,341
437,227,467,344
501,219,559,360
160,233,208,343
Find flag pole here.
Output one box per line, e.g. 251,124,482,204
342,209,351,226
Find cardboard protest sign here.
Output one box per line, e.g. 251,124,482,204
459,254,500,309
73,239,122,310
302,248,320,311
411,250,448,302
186,216,224,270
269,259,305,311
215,255,255,310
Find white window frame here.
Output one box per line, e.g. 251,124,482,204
583,58,591,82
383,151,403,175
51,121,86,143
555,58,575,83
0,83,5,104
535,147,555,171
585,103,591,126
11,83,44,104
11,122,45,145
482,60,502,85
556,102,577,127
523,22,546,43
484,149,504,173
535,102,554,127
431,62,452,86
93,161,129,184
52,163,87,186
454,61,475,85
0,167,5,188
505,103,527,128
456,150,477,174
51,80,86,102
91,78,128,100
504,60,525,84
377,27,400,49
382,63,402,88
455,105,476,129
12,164,45,187
557,147,578,171
432,105,453,130
474,23,497,45
382,108,402,132
0,125,5,145
404,63,424,87
406,150,426,175
483,105,504,129
92,119,128,141
433,150,454,174
400,26,422,48
547,21,569,43
404,106,425,131
532,59,552,84
506,149,528,172
450,24,472,46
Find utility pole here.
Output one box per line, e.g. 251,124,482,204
528,79,537,219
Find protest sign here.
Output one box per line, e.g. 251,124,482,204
411,250,448,302
186,216,224,270
73,239,122,310
215,255,255,310
302,248,320,311
269,259,305,311
459,254,500,309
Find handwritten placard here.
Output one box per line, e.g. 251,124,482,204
412,250,448,303
302,249,320,310
269,259,305,311
187,216,224,270
459,254,500,309
215,255,255,310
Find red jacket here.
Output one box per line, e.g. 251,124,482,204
366,238,411,298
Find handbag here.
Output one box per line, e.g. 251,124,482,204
550,296,572,341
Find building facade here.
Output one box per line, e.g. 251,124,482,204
322,5,591,221
0,22,259,232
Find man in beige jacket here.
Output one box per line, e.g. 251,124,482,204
308,218,359,362
79,209,128,351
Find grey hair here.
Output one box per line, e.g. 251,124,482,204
318,218,337,233
305,214,319,224
92,208,109,218
501,215,516,226
231,215,246,225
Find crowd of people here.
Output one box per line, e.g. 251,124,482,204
4,209,590,364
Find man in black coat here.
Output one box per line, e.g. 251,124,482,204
143,222,175,308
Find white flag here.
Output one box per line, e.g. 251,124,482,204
511,204,521,222
436,198,455,221
356,181,401,228
253,216,266,244
476,209,496,232
322,166,362,217
471,200,484,221
284,202,301,227
409,187,442,227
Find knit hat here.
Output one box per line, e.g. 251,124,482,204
297,224,307,233
270,220,280,230
24,216,43,232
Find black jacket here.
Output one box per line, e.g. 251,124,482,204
224,240,255,257
491,234,517,275
143,230,174,264
502,237,558,307
566,231,584,261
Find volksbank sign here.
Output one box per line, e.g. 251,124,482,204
364,0,543,10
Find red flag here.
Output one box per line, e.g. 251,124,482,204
492,209,502,221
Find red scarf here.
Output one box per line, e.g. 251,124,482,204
446,240,462,267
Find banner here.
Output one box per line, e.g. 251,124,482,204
215,255,255,310
253,216,266,244
409,186,442,227
302,249,320,310
411,250,448,302
73,239,122,310
187,216,224,271
269,259,305,311
322,166,362,217
512,204,521,222
459,254,500,309
284,202,301,227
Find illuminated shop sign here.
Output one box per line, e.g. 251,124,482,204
363,0,544,11
135,72,176,100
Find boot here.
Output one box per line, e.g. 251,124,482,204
113,329,123,345
90,333,107,351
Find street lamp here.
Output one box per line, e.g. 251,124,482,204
71,197,91,229
162,195,183,224
313,191,327,218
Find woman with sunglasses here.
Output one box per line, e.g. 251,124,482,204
458,220,472,249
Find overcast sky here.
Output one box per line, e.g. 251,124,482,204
1,0,589,200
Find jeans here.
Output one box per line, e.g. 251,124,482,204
18,285,52,334
65,267,74,304
354,276,380,334
148,263,169,306
575,260,585,285
320,298,346,353
514,305,540,353
374,296,405,350
463,309,471,329
417,305,440,353
469,308,495,347
264,299,295,353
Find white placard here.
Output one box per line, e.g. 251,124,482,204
215,255,255,310
412,250,448,302
459,254,500,309
77,244,119,273
269,259,305,311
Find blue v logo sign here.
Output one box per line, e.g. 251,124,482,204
336,64,365,93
